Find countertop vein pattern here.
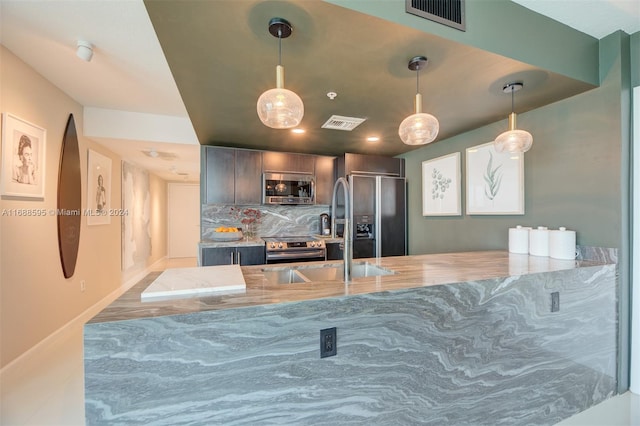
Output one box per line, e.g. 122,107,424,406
85,252,617,425
87,251,606,323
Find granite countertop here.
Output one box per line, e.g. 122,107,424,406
87,251,608,324
199,237,264,247
199,235,343,248
312,235,343,244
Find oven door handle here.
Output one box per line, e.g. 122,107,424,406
266,249,326,260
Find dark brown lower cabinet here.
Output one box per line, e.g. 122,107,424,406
201,246,265,266
326,242,344,261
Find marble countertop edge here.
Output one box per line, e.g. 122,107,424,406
87,251,611,324
199,235,345,248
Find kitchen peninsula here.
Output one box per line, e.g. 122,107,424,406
85,251,618,425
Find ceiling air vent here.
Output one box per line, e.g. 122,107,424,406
406,0,466,32
321,115,366,131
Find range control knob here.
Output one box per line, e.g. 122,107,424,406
309,242,315,247
278,242,284,249
270,242,276,249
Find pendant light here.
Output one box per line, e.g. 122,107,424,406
257,18,304,129
398,56,439,145
494,82,533,153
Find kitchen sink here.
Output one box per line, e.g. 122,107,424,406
262,262,395,285
299,262,395,281
262,268,310,284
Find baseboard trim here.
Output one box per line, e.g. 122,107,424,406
0,256,167,377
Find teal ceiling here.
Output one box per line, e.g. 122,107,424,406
145,0,597,157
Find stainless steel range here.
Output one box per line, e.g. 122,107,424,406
263,236,326,264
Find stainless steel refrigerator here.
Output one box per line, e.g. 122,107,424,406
348,174,406,258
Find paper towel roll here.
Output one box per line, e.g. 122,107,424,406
549,227,577,260
529,226,549,257
508,225,530,254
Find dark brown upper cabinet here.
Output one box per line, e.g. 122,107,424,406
340,153,404,177
314,155,336,205
234,149,262,204
202,148,392,206
262,152,314,174
202,146,262,205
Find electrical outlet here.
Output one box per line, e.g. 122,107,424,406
320,327,337,358
551,292,560,312
80,280,86,292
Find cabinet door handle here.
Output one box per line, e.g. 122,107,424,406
236,251,241,265
230,251,234,264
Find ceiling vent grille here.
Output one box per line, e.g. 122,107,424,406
406,0,466,31
321,115,366,131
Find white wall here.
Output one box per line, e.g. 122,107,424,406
0,47,122,367
168,183,200,258
0,46,170,368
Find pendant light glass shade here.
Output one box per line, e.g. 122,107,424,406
257,66,304,129
494,112,533,153
399,95,439,145
257,18,303,129
494,82,532,153
257,88,303,128
399,57,439,146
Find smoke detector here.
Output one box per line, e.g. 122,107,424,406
321,115,366,131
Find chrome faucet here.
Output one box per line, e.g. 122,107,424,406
331,177,352,283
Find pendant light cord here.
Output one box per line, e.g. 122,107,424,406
278,29,282,66
511,86,515,113
415,65,420,94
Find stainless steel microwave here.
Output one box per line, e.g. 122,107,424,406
263,173,315,205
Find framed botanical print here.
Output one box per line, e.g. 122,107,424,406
466,141,524,215
422,152,461,216
1,113,47,198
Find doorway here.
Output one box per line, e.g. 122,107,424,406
167,183,200,258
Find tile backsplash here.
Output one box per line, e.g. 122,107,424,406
201,204,330,240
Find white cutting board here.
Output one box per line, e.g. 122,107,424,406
141,264,246,302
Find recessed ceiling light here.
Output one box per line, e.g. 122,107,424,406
292,128,305,134
366,136,380,142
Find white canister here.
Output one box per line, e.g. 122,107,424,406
508,225,530,254
529,226,550,257
549,227,577,260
